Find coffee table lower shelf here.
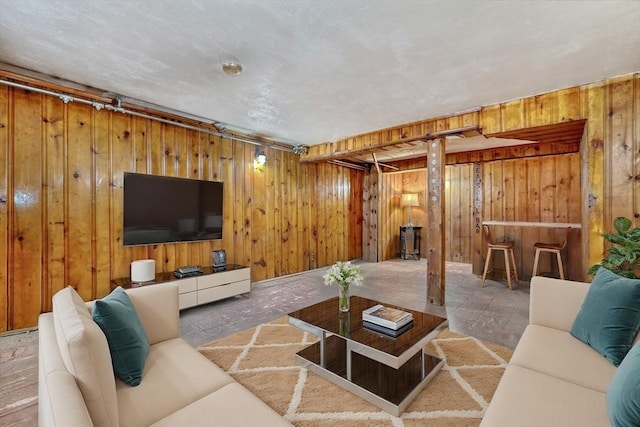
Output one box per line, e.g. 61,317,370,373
294,335,444,416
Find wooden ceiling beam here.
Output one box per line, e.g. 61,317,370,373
300,125,481,163
486,119,586,145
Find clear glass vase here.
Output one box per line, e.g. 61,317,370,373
338,284,350,312
339,312,350,337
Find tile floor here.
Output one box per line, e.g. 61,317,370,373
180,260,530,349
0,259,530,425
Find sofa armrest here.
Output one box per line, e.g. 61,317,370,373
529,276,590,332
39,313,95,427
125,283,180,345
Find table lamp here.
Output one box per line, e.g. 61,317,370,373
401,193,419,226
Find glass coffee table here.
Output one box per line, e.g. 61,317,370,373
288,295,448,416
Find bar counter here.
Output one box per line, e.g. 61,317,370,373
482,220,581,229
477,220,583,281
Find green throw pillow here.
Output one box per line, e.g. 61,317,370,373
92,287,149,386
607,342,640,427
570,268,640,366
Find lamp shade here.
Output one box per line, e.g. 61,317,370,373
401,193,419,207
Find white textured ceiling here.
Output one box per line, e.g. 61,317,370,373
0,0,639,146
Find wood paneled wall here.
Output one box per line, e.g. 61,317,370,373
481,153,582,280
379,171,427,261
378,165,474,264
320,73,640,284
0,84,363,331
446,164,474,263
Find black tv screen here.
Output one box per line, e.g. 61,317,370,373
123,173,223,246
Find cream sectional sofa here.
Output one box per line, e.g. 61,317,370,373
38,282,292,427
481,276,639,427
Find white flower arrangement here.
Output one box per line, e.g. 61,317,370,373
323,261,364,288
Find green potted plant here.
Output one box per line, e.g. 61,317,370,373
589,216,640,279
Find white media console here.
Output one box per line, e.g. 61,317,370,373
111,264,251,309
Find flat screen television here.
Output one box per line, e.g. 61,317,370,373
123,172,223,246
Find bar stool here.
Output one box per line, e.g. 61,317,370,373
532,228,570,280
481,225,519,290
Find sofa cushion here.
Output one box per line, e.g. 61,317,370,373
480,365,611,427
151,383,293,427
116,338,235,427
511,324,616,393
52,286,118,427
570,267,640,366
92,287,149,386
607,342,640,427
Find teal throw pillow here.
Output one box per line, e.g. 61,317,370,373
607,342,640,426
570,267,640,366
92,287,149,386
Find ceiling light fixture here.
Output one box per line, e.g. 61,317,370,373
221,55,243,76
292,145,308,155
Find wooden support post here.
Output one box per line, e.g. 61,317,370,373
362,167,380,262
472,162,484,275
426,137,445,305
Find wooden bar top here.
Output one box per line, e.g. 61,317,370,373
482,220,581,228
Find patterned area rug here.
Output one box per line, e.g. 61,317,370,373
197,317,512,427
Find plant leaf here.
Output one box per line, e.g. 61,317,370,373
614,216,632,234
627,228,640,240
588,264,601,275
591,217,640,278
604,233,628,245
606,253,627,267
617,270,638,279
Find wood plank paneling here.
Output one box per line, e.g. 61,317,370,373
43,97,65,309
445,164,474,263
478,153,582,281
0,87,9,332
313,74,638,288
583,82,607,271
67,103,93,301
0,80,364,331
378,164,473,264
109,113,133,281
251,149,267,280
1,70,639,330
12,89,43,329
608,78,635,220
349,168,364,261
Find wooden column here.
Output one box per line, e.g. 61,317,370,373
472,162,484,275
362,167,379,261
426,137,445,305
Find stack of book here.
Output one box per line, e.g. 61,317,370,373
362,304,414,337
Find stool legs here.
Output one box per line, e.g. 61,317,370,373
503,249,512,290
481,247,493,287
532,249,541,279
481,247,518,290
510,249,519,283
556,251,565,279
532,248,565,280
